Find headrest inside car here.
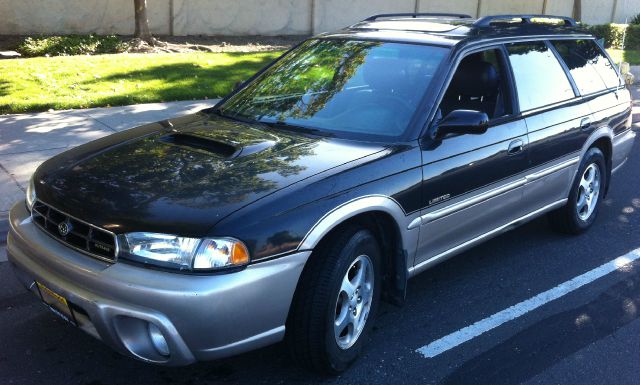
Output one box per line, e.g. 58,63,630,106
449,59,499,96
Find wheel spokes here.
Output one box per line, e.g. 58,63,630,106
576,163,601,221
341,273,356,299
351,261,365,288
583,167,594,184
334,307,351,335
333,254,375,350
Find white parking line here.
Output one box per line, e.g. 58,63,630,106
416,248,640,358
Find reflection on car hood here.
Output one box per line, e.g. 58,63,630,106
34,112,386,236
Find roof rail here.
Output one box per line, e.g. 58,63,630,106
364,13,473,22
473,14,578,27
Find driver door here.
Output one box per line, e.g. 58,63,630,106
414,47,530,268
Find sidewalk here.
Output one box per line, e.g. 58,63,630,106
630,66,640,85
0,99,217,217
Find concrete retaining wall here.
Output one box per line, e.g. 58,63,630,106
1,0,639,36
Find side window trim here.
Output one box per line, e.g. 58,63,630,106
433,46,514,125
545,40,581,97
505,40,577,113
498,44,520,116
421,37,608,140
549,38,623,97
595,38,624,88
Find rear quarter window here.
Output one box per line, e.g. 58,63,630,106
506,41,575,111
551,39,621,94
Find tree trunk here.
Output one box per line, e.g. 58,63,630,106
134,0,154,45
572,0,582,22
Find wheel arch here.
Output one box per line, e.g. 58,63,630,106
580,127,613,196
298,195,419,305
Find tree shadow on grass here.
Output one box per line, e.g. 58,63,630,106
0,79,10,98
77,54,278,109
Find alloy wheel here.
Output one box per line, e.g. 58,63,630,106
333,255,374,350
576,163,601,221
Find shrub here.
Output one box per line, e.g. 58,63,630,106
17,35,127,57
626,25,640,50
587,23,640,50
587,24,626,48
630,13,640,25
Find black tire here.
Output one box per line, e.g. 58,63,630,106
286,225,382,374
549,147,607,234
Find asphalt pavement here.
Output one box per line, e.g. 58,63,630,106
0,88,639,385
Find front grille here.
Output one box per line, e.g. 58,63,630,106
31,200,118,262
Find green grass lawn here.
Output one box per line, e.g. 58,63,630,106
607,49,640,65
0,51,282,114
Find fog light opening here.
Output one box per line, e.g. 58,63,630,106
147,323,170,357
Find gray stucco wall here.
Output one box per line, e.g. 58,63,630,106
0,0,170,35
1,0,639,36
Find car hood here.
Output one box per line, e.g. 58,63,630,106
34,112,386,236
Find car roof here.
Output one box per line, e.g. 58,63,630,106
321,14,594,49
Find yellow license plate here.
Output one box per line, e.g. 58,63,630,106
36,281,76,326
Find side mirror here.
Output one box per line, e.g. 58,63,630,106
436,110,489,138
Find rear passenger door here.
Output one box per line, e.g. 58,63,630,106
550,39,632,170
505,41,590,215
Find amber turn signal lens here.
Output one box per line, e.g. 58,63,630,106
192,238,251,270
231,242,250,265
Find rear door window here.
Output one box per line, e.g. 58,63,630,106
506,42,575,111
551,39,621,94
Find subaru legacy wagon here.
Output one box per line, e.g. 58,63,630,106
7,13,636,373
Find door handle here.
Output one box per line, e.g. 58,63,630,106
580,117,591,130
508,139,524,155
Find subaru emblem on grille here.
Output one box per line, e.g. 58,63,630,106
58,221,71,237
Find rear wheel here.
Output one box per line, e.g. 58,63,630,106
549,147,607,234
286,225,381,374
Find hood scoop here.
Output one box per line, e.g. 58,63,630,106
159,133,238,158
158,132,276,159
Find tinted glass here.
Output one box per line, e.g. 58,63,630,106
440,49,511,120
507,42,575,111
219,39,448,140
552,39,621,94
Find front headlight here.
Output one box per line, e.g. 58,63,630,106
119,232,250,271
25,175,36,211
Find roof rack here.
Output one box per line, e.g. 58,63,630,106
473,14,578,27
364,13,473,22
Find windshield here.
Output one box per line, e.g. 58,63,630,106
218,39,448,140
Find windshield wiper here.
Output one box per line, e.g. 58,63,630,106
210,110,331,137
259,120,331,137
210,108,256,124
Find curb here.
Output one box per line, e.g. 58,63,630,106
629,66,640,85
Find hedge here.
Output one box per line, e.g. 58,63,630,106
16,35,127,57
587,23,640,50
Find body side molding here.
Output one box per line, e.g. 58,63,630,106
408,156,579,229
408,198,568,277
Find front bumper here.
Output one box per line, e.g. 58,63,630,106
7,202,309,365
